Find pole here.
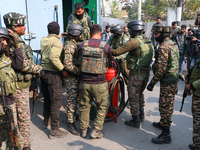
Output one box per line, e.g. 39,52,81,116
177,0,182,26
138,0,141,20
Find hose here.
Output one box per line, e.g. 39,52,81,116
105,59,129,121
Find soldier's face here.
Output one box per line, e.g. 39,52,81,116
1,38,8,49
154,32,161,38
75,8,84,15
14,25,26,35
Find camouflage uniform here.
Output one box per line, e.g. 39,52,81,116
62,40,80,123
150,37,179,128
187,60,200,149
69,13,90,41
107,33,130,85
4,12,43,148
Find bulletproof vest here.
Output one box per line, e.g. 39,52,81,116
81,40,108,74
126,35,153,76
160,39,179,85
71,13,90,41
189,60,200,84
0,53,18,96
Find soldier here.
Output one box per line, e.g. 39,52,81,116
67,2,91,41
40,21,68,139
107,24,130,85
111,20,153,128
78,24,112,139
0,27,24,149
151,17,165,51
147,26,179,144
186,61,200,150
3,12,43,150
62,24,84,136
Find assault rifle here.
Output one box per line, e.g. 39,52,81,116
32,50,39,115
179,90,187,112
0,82,19,149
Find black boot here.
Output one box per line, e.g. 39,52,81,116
68,122,80,136
125,116,140,128
151,128,171,144
139,108,145,123
153,122,163,130
22,146,31,150
189,143,195,150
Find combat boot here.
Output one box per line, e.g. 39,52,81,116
90,127,103,139
139,108,145,123
125,116,140,128
49,128,68,139
81,128,88,138
189,143,194,150
151,128,171,144
68,122,80,136
153,122,163,130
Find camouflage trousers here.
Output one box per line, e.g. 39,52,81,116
128,73,149,116
63,78,79,123
116,59,129,86
192,95,200,150
14,88,30,147
79,82,109,130
0,103,24,148
159,83,178,128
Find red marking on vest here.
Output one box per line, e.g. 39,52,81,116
89,43,99,47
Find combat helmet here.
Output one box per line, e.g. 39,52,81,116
3,12,26,27
67,24,84,36
0,27,11,39
127,20,144,31
110,24,123,34
154,26,172,33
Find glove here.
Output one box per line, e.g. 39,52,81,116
8,29,21,48
147,82,154,91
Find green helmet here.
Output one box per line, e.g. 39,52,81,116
3,12,26,26
154,26,172,33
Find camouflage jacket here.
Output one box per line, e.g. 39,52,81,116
151,38,179,85
107,33,129,61
10,32,43,89
63,40,79,78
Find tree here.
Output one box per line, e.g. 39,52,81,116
128,3,138,21
183,0,200,20
106,0,124,19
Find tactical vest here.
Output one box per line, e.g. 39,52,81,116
81,40,108,74
10,36,33,82
189,60,200,84
126,35,153,76
160,39,179,85
71,13,90,41
0,53,18,96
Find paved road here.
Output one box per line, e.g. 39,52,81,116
1,71,193,150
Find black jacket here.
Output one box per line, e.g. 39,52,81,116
175,33,187,54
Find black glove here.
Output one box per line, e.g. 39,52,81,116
147,82,154,91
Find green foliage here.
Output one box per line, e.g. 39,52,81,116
128,3,138,21
141,0,168,22
183,0,200,20
106,0,124,19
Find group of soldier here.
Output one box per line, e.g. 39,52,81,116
0,2,199,150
